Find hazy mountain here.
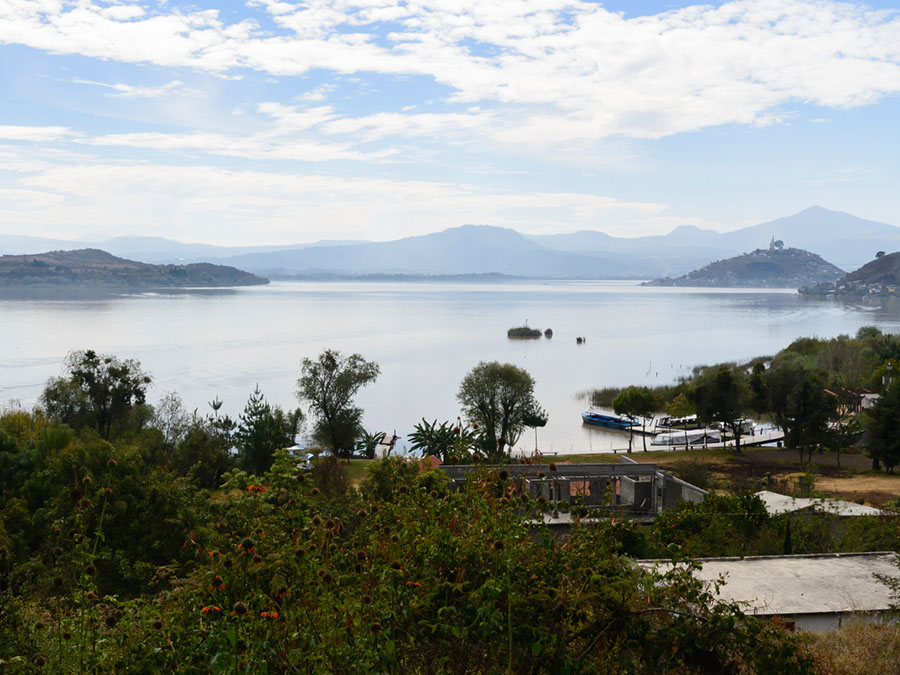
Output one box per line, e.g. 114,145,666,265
0,249,267,288
719,207,900,269
2,206,897,279
534,207,899,272
0,234,367,264
218,225,654,278
644,246,844,288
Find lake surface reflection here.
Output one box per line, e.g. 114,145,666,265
3,280,900,454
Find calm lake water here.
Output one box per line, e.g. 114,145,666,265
3,280,900,455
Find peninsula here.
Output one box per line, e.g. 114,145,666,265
644,242,843,288
800,251,900,296
0,249,268,288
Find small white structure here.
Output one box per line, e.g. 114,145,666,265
755,490,883,517
642,552,900,632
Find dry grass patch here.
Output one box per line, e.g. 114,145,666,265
804,621,900,674
814,475,900,507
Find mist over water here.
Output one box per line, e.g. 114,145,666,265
4,280,900,454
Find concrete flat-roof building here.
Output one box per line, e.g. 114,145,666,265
641,552,900,632
755,490,883,517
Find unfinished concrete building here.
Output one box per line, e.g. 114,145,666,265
439,457,706,521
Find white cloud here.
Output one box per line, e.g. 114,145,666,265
73,78,187,98
1,0,899,143
84,130,397,162
6,162,686,241
0,125,77,142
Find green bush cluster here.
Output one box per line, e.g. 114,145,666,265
0,425,814,673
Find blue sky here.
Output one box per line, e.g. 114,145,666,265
1,0,899,245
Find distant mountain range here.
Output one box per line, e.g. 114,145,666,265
644,246,844,288
2,206,897,279
0,249,267,288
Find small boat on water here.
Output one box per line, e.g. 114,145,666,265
581,411,639,430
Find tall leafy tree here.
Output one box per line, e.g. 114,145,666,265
753,357,837,462
41,349,151,440
235,386,300,475
457,361,539,460
613,386,661,452
690,365,750,452
868,379,900,472
522,400,549,453
296,349,380,458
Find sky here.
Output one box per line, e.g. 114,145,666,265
1,0,899,245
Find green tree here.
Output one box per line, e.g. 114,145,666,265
754,357,837,462
613,386,661,452
521,400,549,453
868,379,900,472
235,386,300,475
41,349,152,440
666,392,695,418
457,361,538,460
690,365,750,452
297,349,380,459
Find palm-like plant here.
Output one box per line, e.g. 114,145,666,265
355,429,387,459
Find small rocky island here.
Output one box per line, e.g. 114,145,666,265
508,325,543,339
0,249,268,288
644,240,843,288
800,251,900,296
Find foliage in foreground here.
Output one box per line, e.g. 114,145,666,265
0,449,813,673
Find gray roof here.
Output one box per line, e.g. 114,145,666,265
641,552,900,616
755,490,883,517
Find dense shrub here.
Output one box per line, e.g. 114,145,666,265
0,446,814,673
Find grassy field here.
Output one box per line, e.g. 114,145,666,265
345,458,375,485
555,447,900,506
803,622,900,674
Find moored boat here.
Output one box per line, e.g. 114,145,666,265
581,410,639,430
653,414,703,431
651,428,721,447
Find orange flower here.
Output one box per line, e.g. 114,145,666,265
260,611,279,619
200,606,222,614
247,485,268,493
405,581,422,588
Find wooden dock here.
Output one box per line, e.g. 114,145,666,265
648,429,785,452
513,428,787,457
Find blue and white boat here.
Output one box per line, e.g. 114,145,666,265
653,414,703,431
581,410,639,430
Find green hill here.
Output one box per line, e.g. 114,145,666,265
645,246,843,288
0,248,268,288
800,251,900,296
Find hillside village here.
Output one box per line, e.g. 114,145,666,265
802,251,900,296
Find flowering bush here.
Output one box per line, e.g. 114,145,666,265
0,424,813,673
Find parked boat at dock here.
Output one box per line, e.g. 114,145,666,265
581,410,639,431
653,414,703,431
651,428,722,447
